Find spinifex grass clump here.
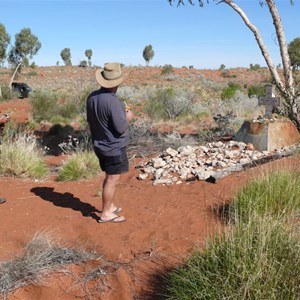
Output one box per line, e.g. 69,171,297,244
0,232,99,298
57,150,100,181
165,215,300,300
164,170,300,299
228,170,300,223
0,133,47,179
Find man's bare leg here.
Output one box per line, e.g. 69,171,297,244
101,175,118,212
100,173,125,221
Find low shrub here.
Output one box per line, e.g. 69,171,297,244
249,63,261,71
220,82,242,100
27,71,38,76
30,90,82,123
247,84,266,98
161,64,174,75
144,88,195,120
57,97,79,120
30,90,58,122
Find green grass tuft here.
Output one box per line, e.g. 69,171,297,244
165,215,300,299
228,170,300,223
57,151,100,181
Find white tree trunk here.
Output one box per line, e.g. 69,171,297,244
266,0,294,96
9,61,23,89
223,0,299,128
265,0,298,119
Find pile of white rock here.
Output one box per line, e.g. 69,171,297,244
136,141,294,185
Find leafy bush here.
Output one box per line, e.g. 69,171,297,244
30,90,82,123
27,71,38,76
249,63,261,71
247,84,266,98
79,60,88,67
143,93,167,120
57,96,80,120
220,70,237,79
30,90,58,122
144,88,195,120
57,151,100,181
220,82,241,100
161,64,174,75
76,85,96,117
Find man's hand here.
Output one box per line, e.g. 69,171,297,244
126,109,134,124
123,101,132,112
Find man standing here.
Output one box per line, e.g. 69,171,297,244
86,62,133,223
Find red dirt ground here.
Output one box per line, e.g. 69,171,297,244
1,97,299,299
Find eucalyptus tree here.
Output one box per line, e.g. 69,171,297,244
60,48,72,66
143,44,155,66
8,27,41,87
0,23,10,97
168,0,300,129
85,49,92,67
288,37,300,70
0,23,10,65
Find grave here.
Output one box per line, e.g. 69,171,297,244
234,84,300,151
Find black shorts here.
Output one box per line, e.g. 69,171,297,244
94,147,129,175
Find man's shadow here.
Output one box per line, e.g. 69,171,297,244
31,187,100,221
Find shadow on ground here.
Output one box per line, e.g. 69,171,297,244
31,187,100,219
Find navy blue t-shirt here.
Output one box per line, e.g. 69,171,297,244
86,88,129,156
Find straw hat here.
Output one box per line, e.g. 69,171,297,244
95,62,124,88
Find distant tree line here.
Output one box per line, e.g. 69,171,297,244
60,48,93,67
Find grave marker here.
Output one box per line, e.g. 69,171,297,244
258,84,280,119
